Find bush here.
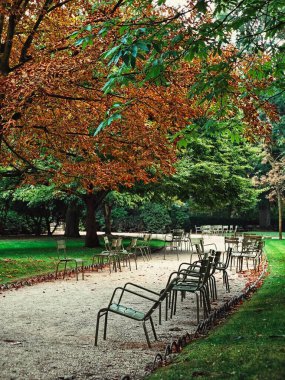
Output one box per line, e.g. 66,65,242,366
140,203,171,233
169,204,191,231
0,210,41,235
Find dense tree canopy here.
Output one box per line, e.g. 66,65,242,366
0,1,283,242
77,0,282,139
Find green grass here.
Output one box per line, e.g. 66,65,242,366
250,231,282,238
0,237,98,283
0,236,165,284
148,239,285,380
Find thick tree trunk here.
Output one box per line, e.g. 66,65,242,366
103,202,112,235
277,187,283,240
65,200,80,237
84,194,100,247
259,197,271,229
45,216,52,236
84,190,108,247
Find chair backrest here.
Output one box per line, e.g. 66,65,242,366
116,237,123,251
194,243,204,260
129,237,137,249
223,247,232,268
225,237,239,251
143,233,151,242
172,229,184,237
57,240,66,257
145,275,180,319
243,235,263,241
104,236,110,250
190,237,203,245
202,225,211,234
202,257,214,285
110,238,119,251
195,225,203,234
164,233,173,242
209,251,222,275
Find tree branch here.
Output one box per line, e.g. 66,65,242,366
0,14,16,74
20,0,53,63
47,0,74,13
0,13,4,44
2,136,40,170
44,90,102,102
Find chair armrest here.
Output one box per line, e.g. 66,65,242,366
112,286,159,306
122,282,160,296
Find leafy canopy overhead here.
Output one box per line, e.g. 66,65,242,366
75,0,283,138
0,0,191,192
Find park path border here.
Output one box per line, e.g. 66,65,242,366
0,263,96,292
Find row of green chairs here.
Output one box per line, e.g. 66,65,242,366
226,235,264,272
94,248,233,347
55,235,153,279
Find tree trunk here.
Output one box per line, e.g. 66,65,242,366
277,187,283,240
83,190,108,247
45,216,52,236
103,202,112,235
259,197,271,229
65,200,80,237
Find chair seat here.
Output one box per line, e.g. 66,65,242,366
59,257,83,263
59,258,73,262
172,282,199,292
110,303,145,320
97,251,111,257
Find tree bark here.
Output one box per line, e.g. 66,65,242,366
65,200,80,237
103,202,112,235
259,196,271,229
277,187,283,240
0,14,16,75
84,191,108,247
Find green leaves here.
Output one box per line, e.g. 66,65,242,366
195,0,208,14
95,112,122,137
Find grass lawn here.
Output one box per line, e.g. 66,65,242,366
148,238,285,380
0,236,165,284
251,231,283,238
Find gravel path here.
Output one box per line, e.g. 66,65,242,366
0,238,249,380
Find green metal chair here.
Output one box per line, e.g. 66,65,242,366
92,236,121,273
94,277,179,348
117,237,138,270
215,247,233,292
55,240,84,280
170,257,214,323
136,233,152,260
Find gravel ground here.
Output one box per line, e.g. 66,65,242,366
0,237,249,380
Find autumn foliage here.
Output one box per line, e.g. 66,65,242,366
0,1,279,245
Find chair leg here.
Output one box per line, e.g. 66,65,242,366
94,309,106,346
195,292,200,324
55,262,60,279
165,294,168,321
143,321,151,348
63,261,67,279
223,270,230,292
103,311,109,340
149,316,158,340
127,256,131,271
81,262,84,280
74,261,78,281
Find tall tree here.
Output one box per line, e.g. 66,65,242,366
0,1,203,246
